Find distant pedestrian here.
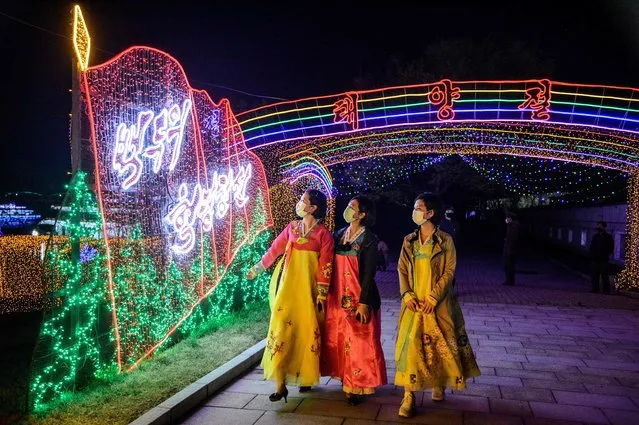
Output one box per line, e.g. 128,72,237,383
503,212,519,286
589,221,614,294
377,239,389,271
439,208,460,244
439,207,459,287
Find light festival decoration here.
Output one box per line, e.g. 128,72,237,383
112,98,192,189
164,163,253,254
0,203,41,228
460,155,628,205
30,6,276,409
30,175,273,410
81,44,273,374
237,81,639,289
30,172,107,410
30,4,639,409
0,235,59,313
329,155,446,196
72,5,90,71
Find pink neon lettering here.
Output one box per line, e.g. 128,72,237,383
113,110,153,190
427,79,460,121
113,99,192,189
333,93,359,130
164,164,253,254
519,80,552,121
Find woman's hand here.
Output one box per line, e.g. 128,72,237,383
405,296,419,312
355,304,370,324
246,261,264,281
422,302,435,314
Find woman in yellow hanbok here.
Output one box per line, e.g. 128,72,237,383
395,193,480,418
247,189,334,403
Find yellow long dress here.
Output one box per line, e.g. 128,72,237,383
260,221,334,386
395,238,472,391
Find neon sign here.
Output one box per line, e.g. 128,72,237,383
427,79,460,121
164,164,253,254
113,99,192,190
518,79,551,121
333,92,359,130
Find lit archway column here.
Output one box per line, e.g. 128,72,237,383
619,172,639,291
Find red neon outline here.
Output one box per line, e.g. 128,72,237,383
518,79,552,121
85,46,274,372
332,92,359,130
426,79,461,121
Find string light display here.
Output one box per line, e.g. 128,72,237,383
72,5,90,71
31,7,639,409
30,172,108,411
618,172,639,289
81,45,274,372
30,172,273,409
0,203,41,228
237,80,639,151
32,17,279,409
460,155,628,205
0,236,64,313
329,154,446,196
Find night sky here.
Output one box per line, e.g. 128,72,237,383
2,0,639,195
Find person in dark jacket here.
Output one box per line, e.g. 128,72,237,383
439,207,460,244
321,195,387,405
503,212,520,286
589,221,614,293
439,207,460,287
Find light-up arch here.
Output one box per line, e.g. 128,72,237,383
236,80,639,289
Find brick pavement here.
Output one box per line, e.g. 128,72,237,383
180,255,639,425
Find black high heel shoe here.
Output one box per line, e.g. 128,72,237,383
269,387,288,403
345,393,362,406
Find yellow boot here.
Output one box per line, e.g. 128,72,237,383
432,386,445,401
398,391,416,418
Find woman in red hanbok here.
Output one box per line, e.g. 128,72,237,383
321,195,387,405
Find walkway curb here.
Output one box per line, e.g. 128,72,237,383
129,339,266,425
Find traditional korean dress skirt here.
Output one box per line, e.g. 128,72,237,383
322,234,387,394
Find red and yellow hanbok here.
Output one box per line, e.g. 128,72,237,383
260,220,334,386
321,227,387,394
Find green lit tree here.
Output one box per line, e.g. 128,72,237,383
30,172,111,410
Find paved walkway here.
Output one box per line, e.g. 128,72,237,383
180,255,639,425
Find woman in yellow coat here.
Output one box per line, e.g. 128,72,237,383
247,189,334,403
395,192,480,418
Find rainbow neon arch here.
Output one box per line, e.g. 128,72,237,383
237,80,639,289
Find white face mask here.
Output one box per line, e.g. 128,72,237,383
412,209,427,226
296,201,308,218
